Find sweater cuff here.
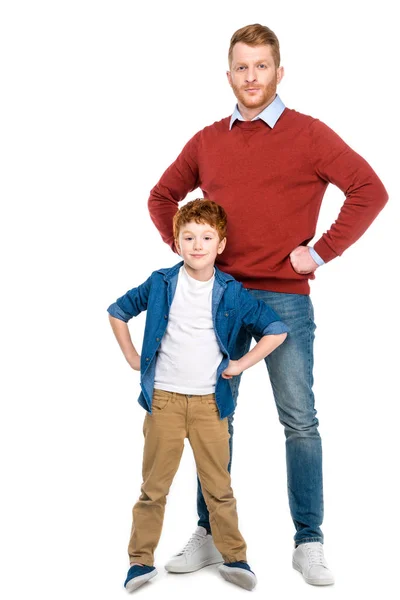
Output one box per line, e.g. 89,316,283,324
313,238,339,264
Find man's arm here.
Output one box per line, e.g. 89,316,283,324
108,316,140,371
148,133,201,251
309,119,388,263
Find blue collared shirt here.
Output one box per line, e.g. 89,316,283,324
108,261,289,419
229,94,324,267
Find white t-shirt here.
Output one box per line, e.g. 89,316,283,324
154,265,223,395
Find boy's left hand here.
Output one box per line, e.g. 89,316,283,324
221,360,243,379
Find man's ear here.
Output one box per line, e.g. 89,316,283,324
218,237,227,254
226,70,233,88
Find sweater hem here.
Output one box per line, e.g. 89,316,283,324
242,278,311,295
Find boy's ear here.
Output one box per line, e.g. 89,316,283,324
175,239,182,255
218,237,227,254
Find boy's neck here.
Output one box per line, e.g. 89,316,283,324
183,262,215,282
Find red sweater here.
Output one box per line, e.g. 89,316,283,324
148,108,388,294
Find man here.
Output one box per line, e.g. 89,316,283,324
147,24,388,586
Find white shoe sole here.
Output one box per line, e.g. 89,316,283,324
218,565,257,591
165,556,223,573
125,569,158,592
292,560,335,586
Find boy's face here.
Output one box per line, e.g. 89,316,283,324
175,220,226,280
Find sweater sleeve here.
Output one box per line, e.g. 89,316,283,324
148,132,201,252
310,119,388,263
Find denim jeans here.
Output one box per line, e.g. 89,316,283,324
197,290,323,545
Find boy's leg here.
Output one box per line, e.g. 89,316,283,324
128,390,186,565
189,394,247,564
196,326,252,530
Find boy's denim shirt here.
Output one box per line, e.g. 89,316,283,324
108,261,289,419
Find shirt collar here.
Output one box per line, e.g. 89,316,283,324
229,94,285,130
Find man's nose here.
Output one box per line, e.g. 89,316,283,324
245,67,257,83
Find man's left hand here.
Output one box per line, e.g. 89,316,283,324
290,246,319,274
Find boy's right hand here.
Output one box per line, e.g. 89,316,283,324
128,355,141,371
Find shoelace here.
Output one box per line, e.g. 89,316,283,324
306,544,326,567
177,532,205,556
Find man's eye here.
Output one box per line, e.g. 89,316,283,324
259,64,267,69
237,66,246,71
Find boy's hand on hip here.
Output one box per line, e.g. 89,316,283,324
290,246,318,274
221,360,243,379
128,355,141,371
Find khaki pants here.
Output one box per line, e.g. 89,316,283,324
128,389,247,565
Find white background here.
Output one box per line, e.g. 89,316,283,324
1,1,399,598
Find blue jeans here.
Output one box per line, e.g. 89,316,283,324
197,290,323,545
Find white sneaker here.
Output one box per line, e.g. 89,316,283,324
292,542,335,585
165,526,223,573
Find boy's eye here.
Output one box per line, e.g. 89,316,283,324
204,237,212,240
184,237,193,241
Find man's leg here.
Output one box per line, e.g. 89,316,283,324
249,290,333,585
248,290,323,544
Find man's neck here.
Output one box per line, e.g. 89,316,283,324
237,94,276,121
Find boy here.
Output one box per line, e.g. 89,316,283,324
107,199,288,593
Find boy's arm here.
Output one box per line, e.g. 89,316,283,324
222,333,286,379
107,275,152,370
108,315,140,371
222,284,289,378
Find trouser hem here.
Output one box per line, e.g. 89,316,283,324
294,537,323,547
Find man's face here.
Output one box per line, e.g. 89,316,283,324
175,220,226,279
227,43,284,112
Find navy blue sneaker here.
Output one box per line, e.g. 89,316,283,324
124,565,157,593
218,561,257,590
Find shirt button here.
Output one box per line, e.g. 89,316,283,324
145,357,150,362
225,312,229,317
156,337,160,342
164,315,168,319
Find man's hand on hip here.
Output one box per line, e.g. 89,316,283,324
290,246,319,274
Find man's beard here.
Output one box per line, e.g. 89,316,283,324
232,76,277,110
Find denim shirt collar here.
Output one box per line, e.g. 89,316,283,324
155,261,235,313
156,260,235,286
